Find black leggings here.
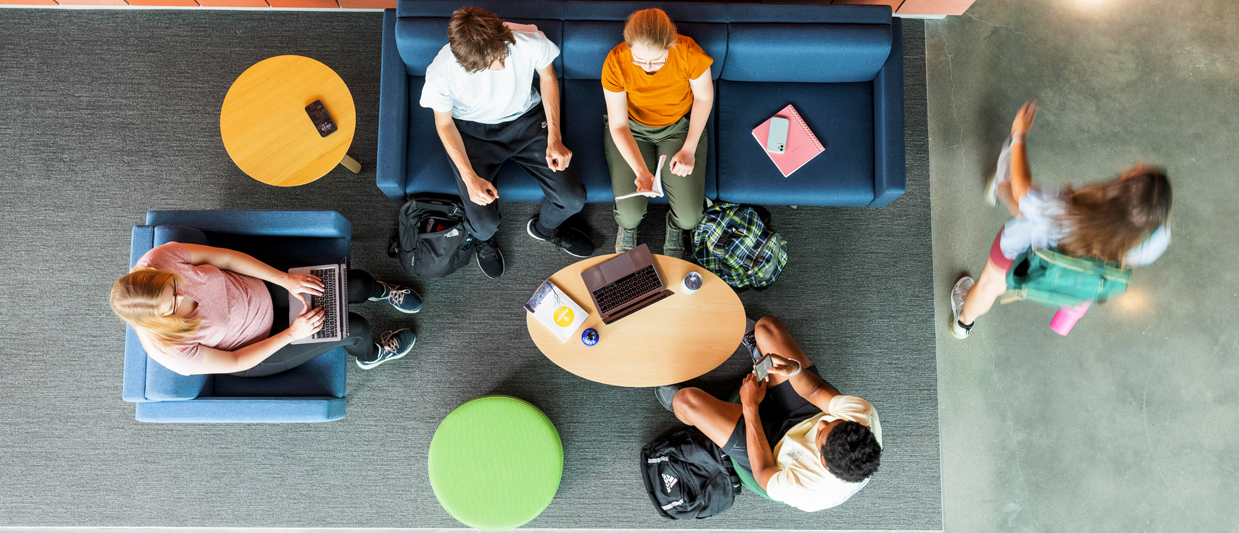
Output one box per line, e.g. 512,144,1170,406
231,270,385,378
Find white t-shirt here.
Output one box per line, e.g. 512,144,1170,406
999,188,1171,267
419,23,559,124
765,396,883,512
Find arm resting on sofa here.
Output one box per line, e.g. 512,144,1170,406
870,17,905,207
377,8,411,201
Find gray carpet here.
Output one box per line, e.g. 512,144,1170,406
0,10,937,530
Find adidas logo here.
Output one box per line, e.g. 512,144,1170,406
662,473,678,493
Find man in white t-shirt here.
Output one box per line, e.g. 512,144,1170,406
655,317,883,512
420,7,593,279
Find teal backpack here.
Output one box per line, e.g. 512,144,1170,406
1002,248,1132,308
691,202,788,289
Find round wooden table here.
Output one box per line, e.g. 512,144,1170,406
527,254,747,387
220,55,358,187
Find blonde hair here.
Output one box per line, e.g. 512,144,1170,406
110,267,200,345
624,8,678,51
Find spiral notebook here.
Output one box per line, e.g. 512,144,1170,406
752,105,824,177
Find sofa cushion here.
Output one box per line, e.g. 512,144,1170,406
145,362,210,401
397,18,563,77
561,21,726,81
721,23,891,83
716,80,875,206
212,349,347,398
562,78,717,204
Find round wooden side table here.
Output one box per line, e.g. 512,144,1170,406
526,254,747,387
220,55,358,186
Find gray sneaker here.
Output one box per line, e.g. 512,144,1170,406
655,384,681,412
615,225,638,254
663,212,686,259
951,276,975,339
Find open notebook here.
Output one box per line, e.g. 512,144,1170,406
752,105,825,177
615,154,666,200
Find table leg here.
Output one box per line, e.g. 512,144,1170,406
340,154,361,173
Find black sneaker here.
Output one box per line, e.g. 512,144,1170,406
527,216,595,258
655,384,681,412
475,238,505,279
356,329,416,369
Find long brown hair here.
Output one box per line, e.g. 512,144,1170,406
448,6,516,73
624,8,678,51
1057,165,1172,264
111,267,200,345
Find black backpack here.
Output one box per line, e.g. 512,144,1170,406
387,196,476,279
640,428,741,520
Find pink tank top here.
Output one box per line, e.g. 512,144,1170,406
135,243,273,374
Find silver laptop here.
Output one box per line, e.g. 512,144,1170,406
288,259,348,345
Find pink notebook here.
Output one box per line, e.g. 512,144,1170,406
752,105,824,177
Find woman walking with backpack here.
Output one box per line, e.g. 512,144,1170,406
950,100,1173,339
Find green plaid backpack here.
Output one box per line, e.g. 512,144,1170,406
691,202,788,289
1001,248,1132,307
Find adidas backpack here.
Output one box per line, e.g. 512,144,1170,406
640,428,741,520
692,202,788,289
1001,247,1132,307
387,196,476,279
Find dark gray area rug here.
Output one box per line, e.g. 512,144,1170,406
0,10,937,530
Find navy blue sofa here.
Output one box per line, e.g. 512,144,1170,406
377,0,904,207
122,211,350,423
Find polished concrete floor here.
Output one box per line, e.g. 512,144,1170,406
925,0,1239,531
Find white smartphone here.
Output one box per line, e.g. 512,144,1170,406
766,116,789,154
753,354,774,381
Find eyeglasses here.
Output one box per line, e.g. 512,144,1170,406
166,279,179,317
631,54,668,69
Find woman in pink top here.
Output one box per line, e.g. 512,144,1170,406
111,242,422,376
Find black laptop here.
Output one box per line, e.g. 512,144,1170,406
581,244,674,325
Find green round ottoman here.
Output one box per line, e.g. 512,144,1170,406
428,395,563,531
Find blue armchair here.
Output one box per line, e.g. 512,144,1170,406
121,210,351,423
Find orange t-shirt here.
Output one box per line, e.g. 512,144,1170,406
601,35,713,127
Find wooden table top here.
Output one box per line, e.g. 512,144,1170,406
526,254,747,387
220,55,356,187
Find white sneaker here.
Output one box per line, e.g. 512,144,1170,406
951,276,975,339
984,173,999,206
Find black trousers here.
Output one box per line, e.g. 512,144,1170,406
231,270,384,378
448,105,587,241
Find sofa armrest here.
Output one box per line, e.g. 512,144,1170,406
377,9,411,202
144,211,351,240
870,17,905,207
134,397,346,423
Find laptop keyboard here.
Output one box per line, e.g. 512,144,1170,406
309,268,339,339
592,264,661,313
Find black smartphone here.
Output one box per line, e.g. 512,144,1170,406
305,100,337,137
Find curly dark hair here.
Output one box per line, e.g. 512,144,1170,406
821,421,881,483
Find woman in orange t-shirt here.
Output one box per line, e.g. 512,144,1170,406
602,8,714,258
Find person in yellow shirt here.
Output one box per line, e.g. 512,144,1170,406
655,317,883,512
602,8,714,258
